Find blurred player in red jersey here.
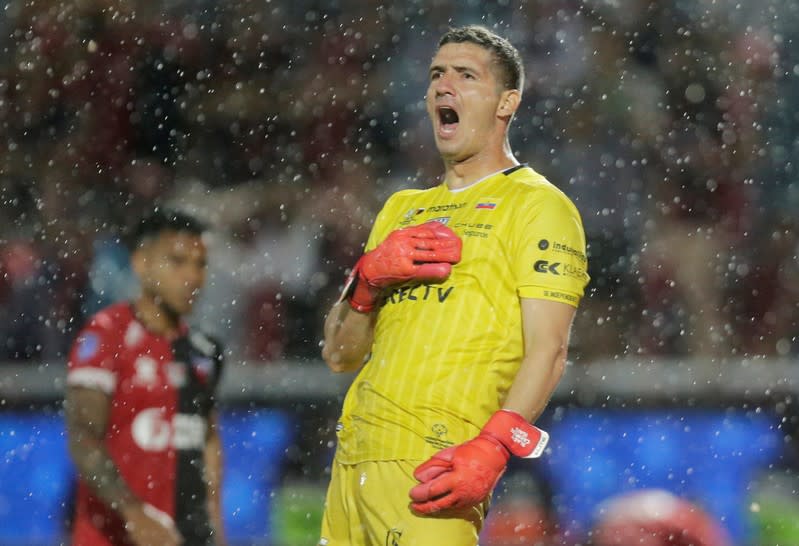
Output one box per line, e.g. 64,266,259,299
65,208,226,546
591,490,731,546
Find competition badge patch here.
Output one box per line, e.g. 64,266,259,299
76,333,100,362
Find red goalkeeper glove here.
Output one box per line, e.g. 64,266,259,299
343,221,462,313
409,410,548,514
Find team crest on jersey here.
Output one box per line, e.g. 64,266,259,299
404,207,425,220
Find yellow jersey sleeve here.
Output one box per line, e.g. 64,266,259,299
513,188,589,306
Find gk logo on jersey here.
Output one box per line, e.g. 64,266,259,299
534,259,587,281
534,260,560,274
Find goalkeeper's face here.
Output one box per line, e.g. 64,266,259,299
426,42,508,162
132,230,208,316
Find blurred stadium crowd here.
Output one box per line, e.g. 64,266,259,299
0,0,797,365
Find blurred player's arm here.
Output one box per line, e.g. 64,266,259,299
65,386,182,546
65,386,139,510
204,411,227,546
321,301,376,373
502,297,575,421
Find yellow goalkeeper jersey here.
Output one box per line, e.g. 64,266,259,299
335,165,589,464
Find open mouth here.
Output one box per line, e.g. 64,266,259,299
437,106,460,136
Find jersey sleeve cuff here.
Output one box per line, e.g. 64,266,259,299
67,367,117,394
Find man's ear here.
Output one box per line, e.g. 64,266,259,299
497,89,521,120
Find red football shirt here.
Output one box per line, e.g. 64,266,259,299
67,302,223,546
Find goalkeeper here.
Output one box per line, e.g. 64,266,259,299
320,25,590,546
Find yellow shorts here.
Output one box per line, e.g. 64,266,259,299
319,459,487,546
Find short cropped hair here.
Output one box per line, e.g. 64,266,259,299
129,207,207,250
438,25,524,91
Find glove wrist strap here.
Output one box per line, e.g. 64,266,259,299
481,410,549,459
339,256,380,313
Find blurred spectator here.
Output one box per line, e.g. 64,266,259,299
733,212,799,356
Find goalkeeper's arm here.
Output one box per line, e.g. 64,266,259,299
322,222,462,373
503,297,575,420
322,301,376,373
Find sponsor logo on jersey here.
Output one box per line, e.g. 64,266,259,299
385,284,454,305
425,202,466,213
133,356,159,387
76,333,100,362
131,408,207,451
172,413,207,449
543,289,579,303
534,259,587,280
534,260,561,275
428,216,450,225
542,240,587,262
452,222,493,230
131,408,172,451
453,222,494,238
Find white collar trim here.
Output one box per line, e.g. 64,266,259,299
446,167,515,193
